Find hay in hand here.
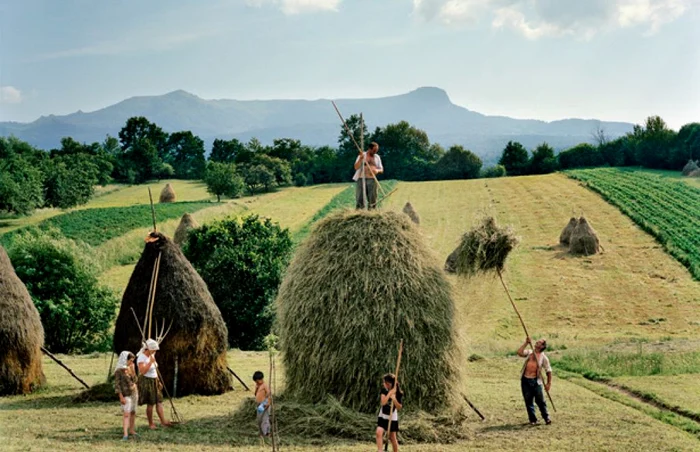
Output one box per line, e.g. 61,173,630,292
682,160,699,176
277,210,459,414
453,216,519,277
0,245,45,396
173,213,199,246
113,232,230,396
159,183,176,203
559,217,578,246
402,202,420,225
569,216,600,256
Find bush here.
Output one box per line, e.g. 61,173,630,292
434,145,482,180
294,172,308,187
8,229,118,353
204,162,245,201
558,143,604,169
183,215,293,350
481,164,506,178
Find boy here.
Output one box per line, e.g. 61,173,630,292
253,371,271,437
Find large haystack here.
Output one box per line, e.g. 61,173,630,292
159,183,176,203
0,246,45,396
453,216,519,277
173,213,199,246
277,210,458,414
113,232,230,396
559,217,578,246
569,216,600,256
682,160,699,176
402,202,420,225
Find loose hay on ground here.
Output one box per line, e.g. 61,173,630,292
0,245,45,396
160,183,176,203
453,216,519,277
73,381,116,403
277,210,460,415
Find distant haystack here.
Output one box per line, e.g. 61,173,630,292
159,183,176,203
689,169,700,178
173,213,199,246
569,217,600,256
682,160,699,176
113,232,230,396
0,246,45,396
402,202,420,225
559,217,578,246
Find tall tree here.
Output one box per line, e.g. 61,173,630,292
434,145,482,180
118,116,168,156
370,120,432,180
210,138,246,163
498,141,530,176
530,142,559,174
165,131,206,179
204,162,244,202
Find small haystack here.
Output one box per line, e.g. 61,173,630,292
113,232,230,396
689,169,700,178
173,213,199,246
682,160,699,176
277,210,459,414
402,202,420,225
159,183,176,203
559,217,578,246
569,216,600,256
453,216,519,277
444,248,458,273
0,246,45,396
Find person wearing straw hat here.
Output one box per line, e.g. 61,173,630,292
517,337,552,425
353,142,383,210
137,339,171,429
114,351,138,441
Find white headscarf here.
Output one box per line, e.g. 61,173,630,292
116,351,134,370
137,338,160,357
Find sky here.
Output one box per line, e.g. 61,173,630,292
0,0,698,129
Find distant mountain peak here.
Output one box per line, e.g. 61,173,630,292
405,86,451,104
162,89,200,99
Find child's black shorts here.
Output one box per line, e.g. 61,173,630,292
377,417,399,432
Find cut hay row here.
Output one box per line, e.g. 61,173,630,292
0,245,45,396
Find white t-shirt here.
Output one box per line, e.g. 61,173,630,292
353,153,383,181
137,352,158,379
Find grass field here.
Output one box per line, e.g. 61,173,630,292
3,174,700,450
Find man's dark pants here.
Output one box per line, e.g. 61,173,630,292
355,178,377,209
521,376,549,423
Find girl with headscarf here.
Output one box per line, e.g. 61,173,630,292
137,339,171,429
114,351,138,441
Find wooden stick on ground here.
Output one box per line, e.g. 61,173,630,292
461,394,486,421
227,367,250,391
41,346,90,389
496,269,556,412
384,339,404,452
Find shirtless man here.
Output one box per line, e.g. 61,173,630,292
353,142,383,210
517,337,552,425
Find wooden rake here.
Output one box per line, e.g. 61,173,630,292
384,339,404,451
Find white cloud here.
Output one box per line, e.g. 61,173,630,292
0,86,22,104
246,0,341,15
413,0,693,39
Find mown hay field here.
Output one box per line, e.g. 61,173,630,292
3,173,700,450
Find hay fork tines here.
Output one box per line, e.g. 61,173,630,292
156,318,174,344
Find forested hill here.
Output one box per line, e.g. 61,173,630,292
0,87,633,163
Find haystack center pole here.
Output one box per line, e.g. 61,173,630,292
147,252,162,339
331,101,386,196
360,112,368,210
496,269,556,412
148,187,157,232
384,339,404,452
41,346,90,389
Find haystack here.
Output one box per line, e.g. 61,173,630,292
276,210,459,414
444,248,458,273
689,169,700,178
113,232,230,396
559,217,578,245
402,202,420,225
173,213,199,246
453,216,519,277
159,183,176,203
0,246,45,396
569,216,600,256
682,160,699,176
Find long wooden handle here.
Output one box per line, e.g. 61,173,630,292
41,346,90,389
384,340,404,450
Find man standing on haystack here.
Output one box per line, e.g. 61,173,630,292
517,337,552,425
353,142,383,210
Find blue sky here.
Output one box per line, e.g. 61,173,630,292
0,0,698,128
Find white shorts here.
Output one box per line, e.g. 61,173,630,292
121,393,138,414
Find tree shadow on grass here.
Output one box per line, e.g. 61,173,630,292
0,394,78,411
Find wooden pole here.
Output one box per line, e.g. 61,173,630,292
173,356,179,398
41,346,90,389
269,352,278,452
156,365,183,423
107,352,115,381
148,187,157,232
227,367,250,391
384,340,404,451
461,394,486,421
496,269,556,412
147,252,162,339
360,112,368,210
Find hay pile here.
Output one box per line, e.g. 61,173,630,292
689,169,700,178
569,216,600,255
452,216,519,277
444,248,458,273
277,210,459,415
113,232,230,396
0,246,45,396
74,381,115,403
173,213,199,246
682,160,699,176
159,183,176,203
559,217,578,246
402,202,420,225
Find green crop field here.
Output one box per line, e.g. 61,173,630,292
3,174,700,451
567,168,700,280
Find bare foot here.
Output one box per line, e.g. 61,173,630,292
149,424,157,430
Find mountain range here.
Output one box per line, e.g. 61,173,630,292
0,87,634,165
